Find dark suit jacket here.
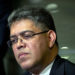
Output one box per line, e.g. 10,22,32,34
50,55,75,75
24,55,75,75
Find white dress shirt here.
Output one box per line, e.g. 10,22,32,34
32,60,54,75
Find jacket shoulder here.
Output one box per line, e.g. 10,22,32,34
50,55,75,75
63,59,75,75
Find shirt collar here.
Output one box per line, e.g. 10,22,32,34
39,60,54,75
32,59,55,75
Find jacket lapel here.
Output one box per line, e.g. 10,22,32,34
50,55,65,75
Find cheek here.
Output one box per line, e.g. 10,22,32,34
12,47,18,59
27,41,40,56
27,37,49,59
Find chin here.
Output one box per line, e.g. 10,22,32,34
20,61,34,70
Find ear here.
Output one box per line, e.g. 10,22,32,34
48,30,56,48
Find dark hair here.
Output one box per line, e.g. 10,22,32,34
8,7,58,46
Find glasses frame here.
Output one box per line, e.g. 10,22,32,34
7,30,49,48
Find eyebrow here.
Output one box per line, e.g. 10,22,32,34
10,35,17,39
10,30,35,38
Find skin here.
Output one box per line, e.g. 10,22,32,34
10,19,58,74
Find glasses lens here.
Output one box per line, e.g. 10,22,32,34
7,40,12,48
21,31,35,39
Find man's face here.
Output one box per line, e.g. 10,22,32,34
10,19,50,70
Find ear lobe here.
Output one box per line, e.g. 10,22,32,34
48,30,56,48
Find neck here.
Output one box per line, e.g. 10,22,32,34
29,44,58,74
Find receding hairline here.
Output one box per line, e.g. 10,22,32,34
10,18,49,32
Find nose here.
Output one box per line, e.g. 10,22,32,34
16,37,26,50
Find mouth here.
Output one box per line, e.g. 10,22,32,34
18,52,30,59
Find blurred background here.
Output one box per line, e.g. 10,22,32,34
2,0,75,75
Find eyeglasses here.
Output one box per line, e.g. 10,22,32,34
7,30,49,48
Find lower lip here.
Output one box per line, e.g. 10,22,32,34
18,53,29,59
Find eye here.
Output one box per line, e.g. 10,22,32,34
21,31,35,39
11,38,17,44
23,34,33,39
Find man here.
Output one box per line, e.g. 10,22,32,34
7,7,75,75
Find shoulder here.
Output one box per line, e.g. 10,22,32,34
63,58,75,73
53,55,75,75
58,55,75,68
55,55,75,68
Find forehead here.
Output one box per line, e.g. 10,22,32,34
10,19,41,35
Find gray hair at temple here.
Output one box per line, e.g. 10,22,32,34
8,7,58,46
